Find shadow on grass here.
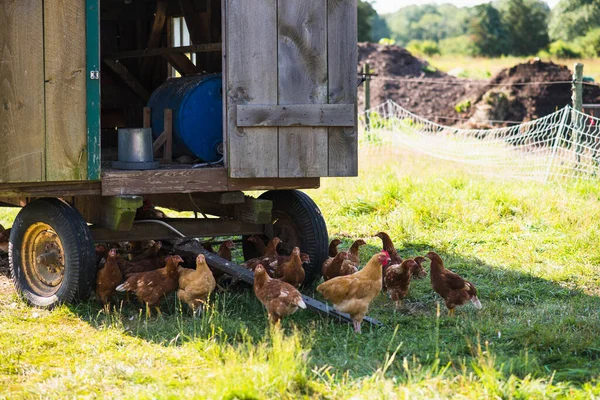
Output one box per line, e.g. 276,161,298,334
66,243,600,384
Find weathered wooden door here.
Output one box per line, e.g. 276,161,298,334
225,0,358,178
0,1,90,184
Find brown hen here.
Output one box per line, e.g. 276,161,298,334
96,248,123,306
384,259,418,309
317,252,391,333
178,254,216,316
328,239,342,257
322,251,349,281
116,255,183,316
254,264,306,323
274,247,305,288
426,251,482,316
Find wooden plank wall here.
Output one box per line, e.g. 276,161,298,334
0,1,45,183
226,0,279,178
44,1,88,181
328,0,358,176
226,0,358,179
277,0,328,177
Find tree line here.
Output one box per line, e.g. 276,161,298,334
358,0,600,58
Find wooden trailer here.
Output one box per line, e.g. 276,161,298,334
0,0,359,308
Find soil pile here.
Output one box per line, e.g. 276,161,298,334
462,60,600,126
357,42,479,123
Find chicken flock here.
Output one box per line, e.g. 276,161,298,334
90,229,481,334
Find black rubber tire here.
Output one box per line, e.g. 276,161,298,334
9,198,96,308
242,190,328,285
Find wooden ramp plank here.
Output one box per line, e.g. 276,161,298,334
327,0,358,177
277,0,328,178
44,1,88,181
174,239,383,327
226,0,278,178
0,1,45,183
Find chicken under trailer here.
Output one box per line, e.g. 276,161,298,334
1,0,360,314
173,238,383,328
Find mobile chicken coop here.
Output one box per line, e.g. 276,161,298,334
0,0,358,308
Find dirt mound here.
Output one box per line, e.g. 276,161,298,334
464,60,600,125
357,43,480,123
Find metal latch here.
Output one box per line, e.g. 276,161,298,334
90,70,100,80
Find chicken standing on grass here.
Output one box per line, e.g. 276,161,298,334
217,240,235,261
384,259,418,309
328,239,342,257
177,254,216,316
317,251,391,333
247,235,267,256
426,251,482,316
95,248,123,307
374,232,402,289
264,237,282,256
322,251,349,281
347,239,367,267
254,264,306,324
412,256,428,279
274,247,305,288
116,255,183,316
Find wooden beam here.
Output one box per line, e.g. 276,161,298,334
161,53,197,76
108,43,222,60
91,219,265,242
146,0,168,49
178,0,204,45
237,104,355,127
101,167,230,196
227,177,320,191
103,58,151,101
0,181,101,197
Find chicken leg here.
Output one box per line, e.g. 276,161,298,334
448,308,455,317
352,320,362,334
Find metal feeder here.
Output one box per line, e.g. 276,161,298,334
112,128,160,170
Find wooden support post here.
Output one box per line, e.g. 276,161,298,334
143,107,151,129
103,58,151,101
363,63,371,131
161,53,198,76
572,63,584,162
152,109,173,163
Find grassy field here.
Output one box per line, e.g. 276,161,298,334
426,55,600,82
1,147,600,398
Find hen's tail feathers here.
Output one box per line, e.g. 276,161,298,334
297,298,307,309
471,295,482,309
115,283,128,292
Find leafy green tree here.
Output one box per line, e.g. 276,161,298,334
549,0,600,41
503,0,550,56
469,4,510,56
358,1,377,42
371,12,391,42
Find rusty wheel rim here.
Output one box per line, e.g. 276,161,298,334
21,223,65,296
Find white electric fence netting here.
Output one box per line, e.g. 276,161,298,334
360,100,600,182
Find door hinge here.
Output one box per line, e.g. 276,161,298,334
90,70,100,80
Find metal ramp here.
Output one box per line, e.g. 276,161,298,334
174,239,383,328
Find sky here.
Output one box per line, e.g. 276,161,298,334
371,0,561,14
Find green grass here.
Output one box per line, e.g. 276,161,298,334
1,148,600,398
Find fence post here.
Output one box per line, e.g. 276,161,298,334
363,63,371,131
572,63,584,162
545,106,570,182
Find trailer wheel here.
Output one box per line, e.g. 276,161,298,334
243,190,328,285
9,198,96,308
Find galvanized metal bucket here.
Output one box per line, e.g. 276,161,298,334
112,128,160,170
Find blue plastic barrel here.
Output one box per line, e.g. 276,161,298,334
147,74,223,162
